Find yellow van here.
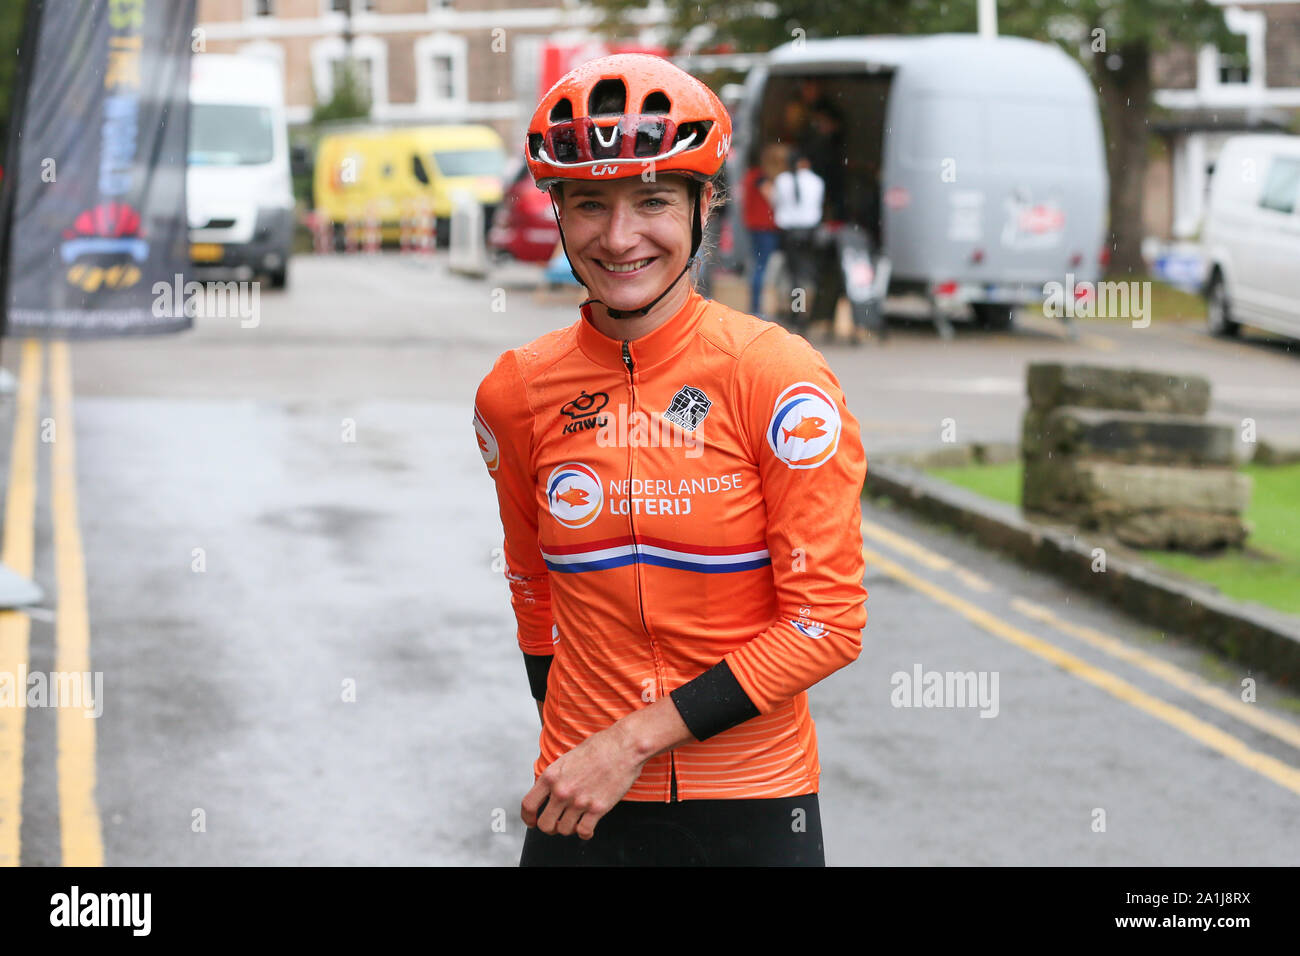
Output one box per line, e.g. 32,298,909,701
314,125,506,246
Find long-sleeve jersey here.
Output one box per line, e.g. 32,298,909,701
473,288,868,801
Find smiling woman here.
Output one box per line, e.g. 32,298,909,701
472,53,869,868
551,176,717,340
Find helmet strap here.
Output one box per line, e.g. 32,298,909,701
551,181,705,321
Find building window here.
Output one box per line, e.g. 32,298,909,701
330,0,375,11
1217,50,1249,85
255,0,274,15
430,54,455,100
415,33,467,111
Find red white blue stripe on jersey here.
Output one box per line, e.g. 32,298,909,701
540,536,771,574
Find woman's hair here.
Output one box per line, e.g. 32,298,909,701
693,171,729,266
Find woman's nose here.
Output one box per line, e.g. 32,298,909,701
601,200,640,254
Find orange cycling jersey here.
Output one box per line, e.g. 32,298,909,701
473,288,868,801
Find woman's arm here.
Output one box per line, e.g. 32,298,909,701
520,695,694,839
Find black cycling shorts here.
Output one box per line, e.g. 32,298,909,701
518,794,825,867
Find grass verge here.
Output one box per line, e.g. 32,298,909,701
923,460,1300,616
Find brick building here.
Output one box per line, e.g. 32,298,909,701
193,0,668,144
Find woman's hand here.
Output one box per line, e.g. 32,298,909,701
520,722,645,840
521,696,695,840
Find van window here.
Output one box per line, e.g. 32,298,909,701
432,148,506,177
1259,157,1300,215
189,104,275,165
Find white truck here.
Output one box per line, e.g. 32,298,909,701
187,53,294,289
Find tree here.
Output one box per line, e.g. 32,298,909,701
311,58,371,126
588,0,1239,276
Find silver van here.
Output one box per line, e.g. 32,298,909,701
731,34,1109,335
1202,134,1300,342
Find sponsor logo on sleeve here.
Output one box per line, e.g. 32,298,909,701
546,462,603,529
767,382,842,469
473,405,500,472
789,619,826,639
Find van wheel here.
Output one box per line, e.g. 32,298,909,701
269,266,288,290
972,303,1015,331
1206,275,1240,337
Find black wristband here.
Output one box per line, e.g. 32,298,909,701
669,659,761,742
522,652,553,701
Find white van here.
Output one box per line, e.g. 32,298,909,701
1202,134,1300,341
188,53,294,288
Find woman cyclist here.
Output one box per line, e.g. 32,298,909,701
473,54,868,866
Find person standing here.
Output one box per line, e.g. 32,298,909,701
740,143,785,317
771,151,825,331
473,54,868,866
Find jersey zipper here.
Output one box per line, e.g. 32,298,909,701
621,339,677,802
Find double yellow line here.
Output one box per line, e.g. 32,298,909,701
0,340,103,866
860,516,1300,797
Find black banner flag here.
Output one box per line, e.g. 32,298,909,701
1,0,198,337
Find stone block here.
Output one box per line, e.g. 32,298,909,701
1022,406,1236,466
1027,363,1211,415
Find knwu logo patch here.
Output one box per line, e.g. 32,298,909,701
767,382,842,469
560,390,610,435
546,462,603,529
663,386,711,431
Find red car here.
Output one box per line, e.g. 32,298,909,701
488,160,561,264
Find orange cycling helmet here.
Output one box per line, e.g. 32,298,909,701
525,54,732,318
526,53,731,191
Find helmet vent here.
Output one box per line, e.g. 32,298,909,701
588,78,627,116
641,91,671,114
549,98,573,123
674,120,712,148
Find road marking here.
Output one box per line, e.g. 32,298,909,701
0,341,44,866
49,342,104,867
860,518,991,592
861,519,953,572
1010,596,1300,754
859,528,1300,797
861,515,1300,755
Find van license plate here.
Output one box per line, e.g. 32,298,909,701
191,243,223,262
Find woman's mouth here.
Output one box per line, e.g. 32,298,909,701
596,257,656,276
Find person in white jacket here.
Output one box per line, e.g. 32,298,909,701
771,152,824,331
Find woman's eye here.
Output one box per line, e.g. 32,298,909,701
578,201,601,211
643,198,667,209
